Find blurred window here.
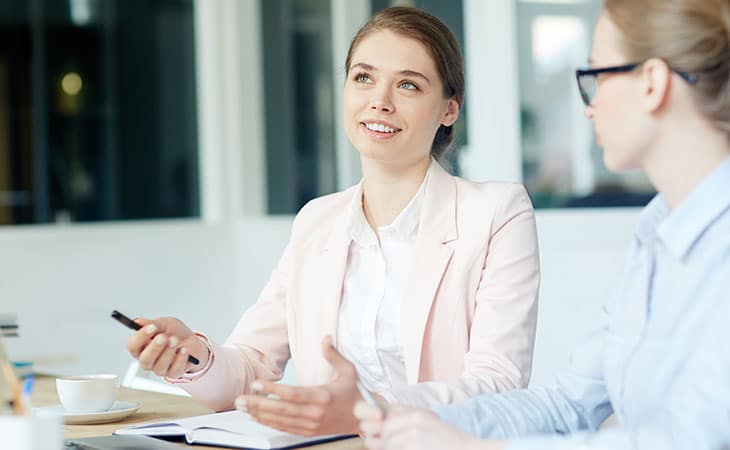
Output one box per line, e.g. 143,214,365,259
261,0,337,214
0,0,198,225
517,0,655,208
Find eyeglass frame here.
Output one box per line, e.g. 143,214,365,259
574,62,698,106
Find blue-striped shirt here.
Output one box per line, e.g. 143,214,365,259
436,157,730,449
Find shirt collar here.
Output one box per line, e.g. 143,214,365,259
635,195,670,246
655,157,730,259
344,165,430,247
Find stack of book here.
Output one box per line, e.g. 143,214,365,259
0,314,17,338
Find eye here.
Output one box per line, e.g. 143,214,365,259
354,72,373,84
399,80,418,91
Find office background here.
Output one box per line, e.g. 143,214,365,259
1,0,642,386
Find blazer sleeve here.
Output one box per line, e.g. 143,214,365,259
166,232,296,411
383,185,540,407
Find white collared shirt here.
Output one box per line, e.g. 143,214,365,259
337,172,428,394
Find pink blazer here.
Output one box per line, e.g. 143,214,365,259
174,162,540,411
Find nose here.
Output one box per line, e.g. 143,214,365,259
369,87,394,113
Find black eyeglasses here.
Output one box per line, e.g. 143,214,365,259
575,62,698,106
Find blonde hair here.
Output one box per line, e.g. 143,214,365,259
345,7,464,160
604,0,730,138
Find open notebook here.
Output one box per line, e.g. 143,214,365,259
114,410,353,449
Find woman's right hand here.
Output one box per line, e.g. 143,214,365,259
354,403,500,450
354,400,386,450
125,317,210,378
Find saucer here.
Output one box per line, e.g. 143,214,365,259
35,401,140,424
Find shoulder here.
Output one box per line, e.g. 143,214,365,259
455,177,530,200
288,185,358,241
453,177,534,219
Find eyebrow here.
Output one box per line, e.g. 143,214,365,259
350,62,431,84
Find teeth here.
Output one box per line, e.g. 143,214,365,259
364,122,396,133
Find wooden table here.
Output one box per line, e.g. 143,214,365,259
33,376,365,449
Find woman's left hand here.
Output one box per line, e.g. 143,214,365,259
236,336,362,436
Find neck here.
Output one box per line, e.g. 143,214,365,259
360,156,431,229
643,118,729,209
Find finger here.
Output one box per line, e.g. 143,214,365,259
166,346,191,378
359,419,383,437
241,395,301,416
363,436,384,450
151,336,180,376
125,323,159,358
137,333,168,371
132,317,154,328
321,336,357,378
125,334,146,359
251,410,321,436
354,401,382,420
252,380,331,405
241,395,325,421
140,317,182,337
180,335,207,366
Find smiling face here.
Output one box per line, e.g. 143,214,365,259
585,13,656,172
343,30,459,168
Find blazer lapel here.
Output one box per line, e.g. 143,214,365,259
401,162,458,384
314,199,352,381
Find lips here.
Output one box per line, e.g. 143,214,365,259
360,120,402,139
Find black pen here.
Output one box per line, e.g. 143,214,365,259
111,310,199,365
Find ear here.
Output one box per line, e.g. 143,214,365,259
640,58,672,113
441,98,460,127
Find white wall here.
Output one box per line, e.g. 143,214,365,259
1,209,638,386
529,208,637,386
0,219,291,378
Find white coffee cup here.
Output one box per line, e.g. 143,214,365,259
56,374,119,413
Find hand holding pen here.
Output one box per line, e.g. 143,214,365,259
112,311,209,379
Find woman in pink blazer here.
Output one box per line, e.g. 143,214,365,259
125,6,539,436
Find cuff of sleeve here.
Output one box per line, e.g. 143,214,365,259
434,403,487,437
164,332,215,384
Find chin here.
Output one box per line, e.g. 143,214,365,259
602,155,621,173
602,151,640,173
358,148,406,166
603,155,627,173
357,145,429,169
